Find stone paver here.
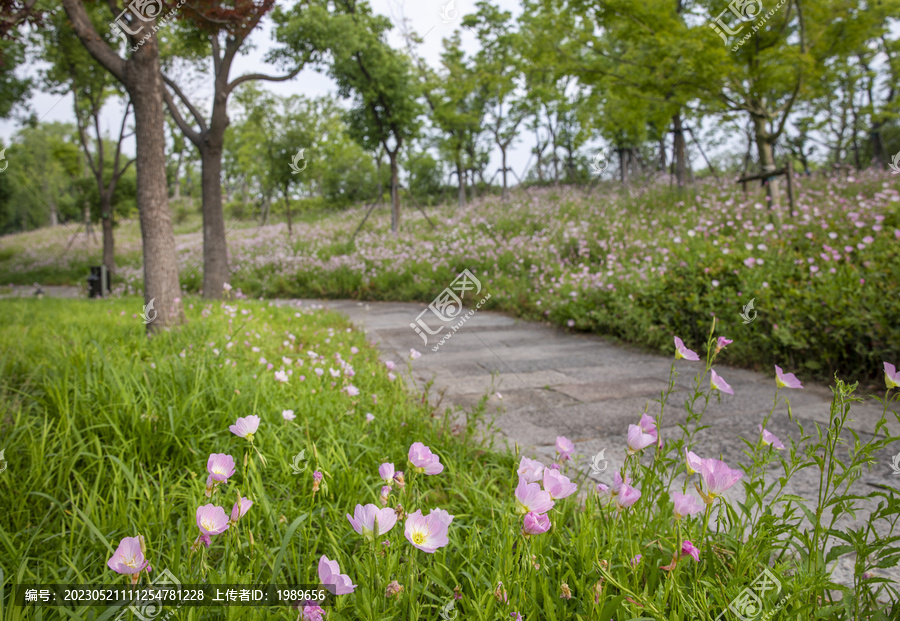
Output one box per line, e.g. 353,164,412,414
278,298,900,589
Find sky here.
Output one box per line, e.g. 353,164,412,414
0,0,806,183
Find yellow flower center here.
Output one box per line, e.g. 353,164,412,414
122,554,138,568
201,518,216,531
412,532,426,545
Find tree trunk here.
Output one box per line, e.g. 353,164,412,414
618,147,627,184
672,112,686,188
284,186,293,235
173,149,183,199
501,144,509,200
101,194,115,273
456,154,466,210
658,135,667,171
199,144,229,297
389,151,400,234
870,125,887,170
130,51,184,331
376,151,383,204
751,113,780,208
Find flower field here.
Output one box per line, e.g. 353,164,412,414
2,172,898,384
1,297,899,620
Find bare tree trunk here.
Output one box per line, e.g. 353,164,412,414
200,144,229,297
618,147,627,184
100,194,115,273
284,187,292,235
658,135,667,171
751,113,780,208
501,144,509,200
672,112,686,188
173,149,183,199
456,154,466,210
132,66,183,331
389,150,400,234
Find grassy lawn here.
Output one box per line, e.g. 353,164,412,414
2,173,898,385
1,298,898,620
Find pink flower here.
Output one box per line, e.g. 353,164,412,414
672,492,704,519
107,536,150,574
699,458,743,502
542,469,577,500
350,346,359,354
615,483,641,510
522,511,551,535
365,413,375,422
298,603,326,621
404,509,453,553
385,361,396,371
715,337,732,354
710,369,734,395
674,336,700,361
313,470,323,482
408,442,444,475
685,449,703,475
630,554,642,568
636,411,655,433
627,424,656,454
610,471,630,495
774,365,803,389
230,497,253,523
274,370,288,383
196,504,230,536
346,504,398,541
282,410,296,422
884,362,900,389
344,385,360,397
409,349,422,360
515,476,555,515
318,555,357,595
229,415,260,440
196,533,211,548
555,436,574,461
517,456,544,483
380,485,391,505
758,425,786,449
681,540,700,562
206,453,236,488
379,463,395,483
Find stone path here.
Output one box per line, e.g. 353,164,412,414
282,298,900,588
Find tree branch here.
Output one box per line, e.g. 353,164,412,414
60,0,127,84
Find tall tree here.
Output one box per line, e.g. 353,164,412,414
161,0,306,298
61,0,183,331
463,1,526,199
274,0,422,234
40,8,134,274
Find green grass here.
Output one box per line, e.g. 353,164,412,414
1,281,899,620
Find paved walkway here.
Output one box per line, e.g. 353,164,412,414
284,298,900,588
